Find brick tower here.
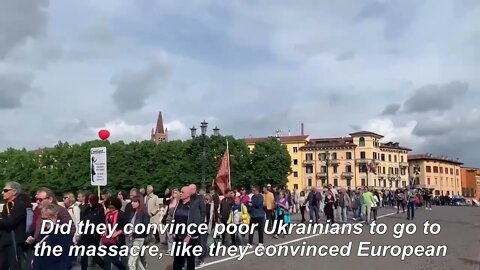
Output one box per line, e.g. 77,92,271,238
151,112,168,143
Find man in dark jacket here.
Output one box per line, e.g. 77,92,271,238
187,184,206,267
219,189,234,245
305,187,322,224
0,181,27,270
248,186,265,246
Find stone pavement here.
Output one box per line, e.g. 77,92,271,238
73,206,480,270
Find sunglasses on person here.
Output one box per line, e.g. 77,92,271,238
2,189,12,193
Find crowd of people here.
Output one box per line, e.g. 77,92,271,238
0,181,431,270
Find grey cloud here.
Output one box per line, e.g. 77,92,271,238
0,71,35,109
403,81,468,114
0,0,49,59
336,51,355,61
416,133,478,167
412,112,479,137
327,92,342,106
356,0,416,39
65,22,131,60
112,55,171,113
350,124,361,131
381,104,401,116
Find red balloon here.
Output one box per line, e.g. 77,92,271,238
98,129,110,140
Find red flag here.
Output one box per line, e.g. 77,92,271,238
215,150,230,195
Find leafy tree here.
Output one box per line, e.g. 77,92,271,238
250,138,291,188
0,135,291,199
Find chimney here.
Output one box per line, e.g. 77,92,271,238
301,123,304,136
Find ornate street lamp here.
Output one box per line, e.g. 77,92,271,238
213,126,220,136
190,125,197,139
200,120,208,186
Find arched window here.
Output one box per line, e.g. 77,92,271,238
359,137,365,147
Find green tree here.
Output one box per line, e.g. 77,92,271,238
250,138,291,187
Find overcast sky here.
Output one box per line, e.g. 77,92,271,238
1,0,479,166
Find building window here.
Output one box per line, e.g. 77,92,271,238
321,166,327,173
394,155,397,162
346,179,351,187
293,147,298,153
426,166,431,173
306,153,313,160
444,167,448,174
359,137,365,147
450,168,453,175
456,169,459,175
395,168,398,174
361,178,366,186
360,151,366,159
373,152,377,160
294,184,298,190
427,178,430,185
293,171,298,177
332,152,337,159
433,166,438,173
435,178,438,185
380,154,384,161
439,167,443,174
388,155,392,162
308,178,312,187
346,165,352,172
333,166,338,173
306,166,313,174
383,167,386,174
401,156,404,162
334,179,338,187
293,159,298,165
346,152,352,160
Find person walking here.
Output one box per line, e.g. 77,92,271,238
0,181,27,270
305,187,321,223
127,196,149,270
247,186,265,247
338,188,351,223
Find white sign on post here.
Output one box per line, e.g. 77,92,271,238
90,147,107,186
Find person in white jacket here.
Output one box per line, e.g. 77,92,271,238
63,192,81,244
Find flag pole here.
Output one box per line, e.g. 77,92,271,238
227,139,231,189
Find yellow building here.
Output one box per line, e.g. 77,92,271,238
408,154,462,196
299,131,411,190
245,135,310,190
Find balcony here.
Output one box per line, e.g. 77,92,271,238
329,159,340,166
377,173,386,179
341,172,353,179
356,158,369,164
387,174,400,181
399,162,409,168
303,160,315,166
316,172,327,179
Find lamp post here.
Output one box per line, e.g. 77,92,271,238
213,126,220,136
200,120,208,186
190,125,197,139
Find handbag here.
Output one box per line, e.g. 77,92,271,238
101,210,119,245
